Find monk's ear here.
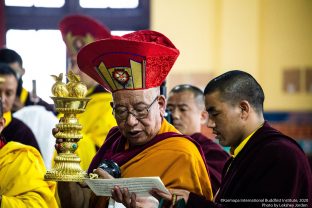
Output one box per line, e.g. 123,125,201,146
239,100,250,120
157,95,166,116
200,110,209,125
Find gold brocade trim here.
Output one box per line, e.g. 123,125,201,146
96,60,144,91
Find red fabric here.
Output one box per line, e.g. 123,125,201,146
77,30,179,92
0,135,6,149
59,14,111,56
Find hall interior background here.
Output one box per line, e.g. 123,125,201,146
1,0,312,160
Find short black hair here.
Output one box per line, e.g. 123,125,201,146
0,48,23,66
204,70,265,114
0,62,18,80
169,84,205,108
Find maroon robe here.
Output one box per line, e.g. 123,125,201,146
2,117,40,152
186,121,312,208
191,133,229,195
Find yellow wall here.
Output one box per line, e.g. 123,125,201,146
260,0,312,111
151,0,312,111
151,0,217,73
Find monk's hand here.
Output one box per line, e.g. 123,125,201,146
150,188,190,207
112,186,136,208
93,168,115,179
112,186,158,208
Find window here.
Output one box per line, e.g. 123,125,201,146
5,0,65,7
4,0,149,103
6,29,66,103
80,0,139,9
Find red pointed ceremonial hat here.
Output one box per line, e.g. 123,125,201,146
77,30,180,92
59,14,111,56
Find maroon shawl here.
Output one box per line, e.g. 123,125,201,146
191,133,229,195
186,121,312,208
88,126,209,175
2,117,40,152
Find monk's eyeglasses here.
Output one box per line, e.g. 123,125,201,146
112,96,159,121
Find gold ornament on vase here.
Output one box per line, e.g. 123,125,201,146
45,70,90,182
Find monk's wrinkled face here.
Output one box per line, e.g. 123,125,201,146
0,74,17,113
205,90,244,148
112,87,166,147
167,91,205,135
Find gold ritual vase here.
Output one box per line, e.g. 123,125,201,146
45,71,90,182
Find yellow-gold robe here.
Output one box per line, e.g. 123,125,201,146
0,142,58,208
90,119,213,204
121,120,213,199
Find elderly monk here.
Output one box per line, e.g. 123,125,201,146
58,30,213,208
59,14,117,170
0,97,58,208
167,84,229,195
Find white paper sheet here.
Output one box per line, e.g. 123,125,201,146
85,176,169,197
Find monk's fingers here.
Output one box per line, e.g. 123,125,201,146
121,187,132,206
170,189,189,195
111,186,123,203
170,189,190,204
150,188,172,201
130,192,137,208
93,168,114,179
